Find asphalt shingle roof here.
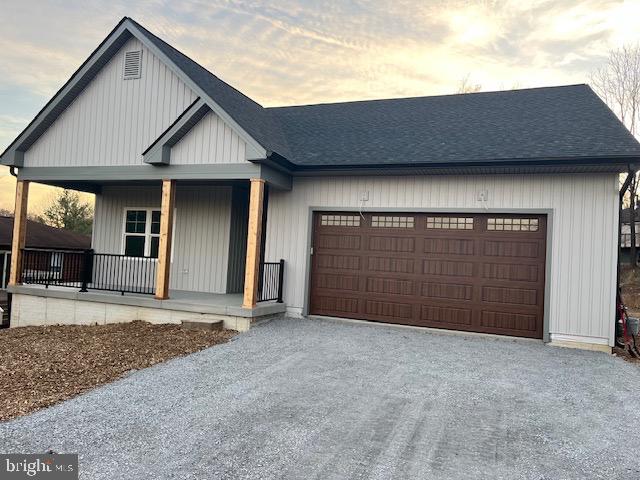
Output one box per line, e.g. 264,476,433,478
268,85,640,167
130,18,640,168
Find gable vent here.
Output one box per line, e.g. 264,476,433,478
123,50,142,80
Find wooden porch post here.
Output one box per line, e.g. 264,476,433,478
155,179,176,300
8,180,30,286
242,179,265,309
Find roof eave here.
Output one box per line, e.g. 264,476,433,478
287,155,640,175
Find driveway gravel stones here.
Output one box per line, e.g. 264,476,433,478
1,317,640,479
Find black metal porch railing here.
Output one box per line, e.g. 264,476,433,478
21,248,156,295
258,259,284,303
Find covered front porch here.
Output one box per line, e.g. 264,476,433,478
7,171,288,330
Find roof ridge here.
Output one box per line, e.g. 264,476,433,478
266,84,591,110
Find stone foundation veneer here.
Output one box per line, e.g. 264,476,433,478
10,293,254,332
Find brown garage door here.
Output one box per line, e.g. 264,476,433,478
309,212,546,338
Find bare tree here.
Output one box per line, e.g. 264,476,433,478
590,45,640,137
457,74,482,94
591,45,640,267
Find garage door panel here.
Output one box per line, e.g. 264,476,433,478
310,212,546,338
367,256,416,274
316,233,362,250
313,296,360,315
313,273,360,291
421,305,473,325
422,259,475,277
481,262,541,282
481,285,539,306
480,310,538,333
365,277,414,296
315,253,361,270
423,237,476,255
420,282,474,301
483,240,542,258
368,236,416,253
365,300,414,320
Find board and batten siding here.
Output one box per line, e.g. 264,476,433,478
93,185,232,293
171,111,248,165
24,37,198,167
265,174,619,345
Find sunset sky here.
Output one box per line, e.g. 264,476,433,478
1,0,640,213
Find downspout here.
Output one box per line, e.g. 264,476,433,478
9,166,17,177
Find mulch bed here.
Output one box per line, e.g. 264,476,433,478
0,321,235,421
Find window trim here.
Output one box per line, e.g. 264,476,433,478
120,207,176,261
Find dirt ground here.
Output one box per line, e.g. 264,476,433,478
0,321,235,421
617,267,640,363
621,267,640,317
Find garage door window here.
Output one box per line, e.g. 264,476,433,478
487,218,539,231
371,216,415,228
426,217,474,230
320,214,360,227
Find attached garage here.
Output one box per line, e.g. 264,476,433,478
310,212,546,338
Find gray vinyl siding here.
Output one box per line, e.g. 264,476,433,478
226,186,249,293
93,185,232,293
24,37,197,167
171,111,248,164
265,173,619,345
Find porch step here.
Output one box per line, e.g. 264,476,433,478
181,319,224,331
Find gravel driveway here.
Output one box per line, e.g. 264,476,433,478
2,317,640,479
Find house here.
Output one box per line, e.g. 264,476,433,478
0,216,90,324
0,216,91,290
620,207,640,265
2,17,640,351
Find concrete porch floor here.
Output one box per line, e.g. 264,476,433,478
8,284,286,319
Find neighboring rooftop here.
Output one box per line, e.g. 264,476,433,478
0,216,91,250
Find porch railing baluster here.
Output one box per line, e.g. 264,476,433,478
19,248,156,296
257,259,285,303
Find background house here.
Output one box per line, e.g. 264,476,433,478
620,207,640,265
0,216,90,324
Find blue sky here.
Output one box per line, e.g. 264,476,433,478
1,0,640,211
